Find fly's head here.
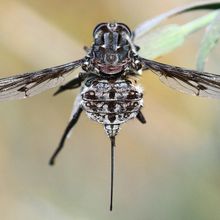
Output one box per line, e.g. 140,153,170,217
90,22,136,75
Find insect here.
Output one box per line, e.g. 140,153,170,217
1,22,220,211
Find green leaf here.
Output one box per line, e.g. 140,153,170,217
197,11,220,71
135,11,219,60
134,0,220,39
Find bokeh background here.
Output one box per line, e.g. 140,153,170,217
0,0,220,219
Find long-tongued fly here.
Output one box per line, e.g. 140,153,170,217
1,22,220,210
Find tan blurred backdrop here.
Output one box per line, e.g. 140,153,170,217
0,0,220,219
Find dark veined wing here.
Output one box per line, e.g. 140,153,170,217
0,59,84,101
141,58,220,98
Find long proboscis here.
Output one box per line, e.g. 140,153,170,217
110,136,115,211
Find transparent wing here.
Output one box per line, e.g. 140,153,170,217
0,59,83,101
141,58,220,98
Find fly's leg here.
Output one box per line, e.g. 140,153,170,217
136,110,146,124
49,96,83,165
53,73,86,96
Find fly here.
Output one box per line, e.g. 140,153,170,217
1,22,220,211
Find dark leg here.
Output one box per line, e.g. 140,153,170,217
49,107,83,165
110,136,115,211
53,76,83,96
136,110,146,124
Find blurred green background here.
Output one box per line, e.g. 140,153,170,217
0,0,220,219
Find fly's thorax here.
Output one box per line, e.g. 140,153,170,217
81,78,143,130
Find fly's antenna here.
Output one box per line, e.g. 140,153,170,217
110,136,116,211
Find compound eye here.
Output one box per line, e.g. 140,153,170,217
93,23,107,37
94,45,100,51
94,32,104,45
123,45,130,50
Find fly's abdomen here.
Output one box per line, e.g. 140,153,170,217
81,79,143,136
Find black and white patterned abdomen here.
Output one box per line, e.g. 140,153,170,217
81,79,143,137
